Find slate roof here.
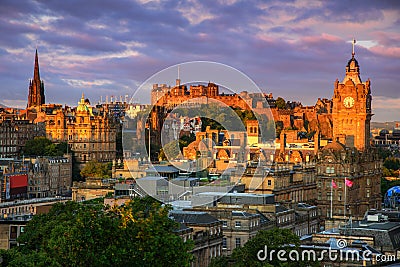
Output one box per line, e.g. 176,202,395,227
146,165,179,173
169,210,220,226
231,210,258,218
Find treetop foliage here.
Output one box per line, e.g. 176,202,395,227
23,137,68,157
0,196,193,267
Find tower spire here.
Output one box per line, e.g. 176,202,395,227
27,49,45,108
33,49,40,81
352,38,356,57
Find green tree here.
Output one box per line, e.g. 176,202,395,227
3,197,193,267
384,157,400,171
179,133,196,151
275,97,286,110
23,137,52,156
80,160,112,178
210,228,317,267
23,137,68,157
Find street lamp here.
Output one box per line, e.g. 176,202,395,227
146,121,151,163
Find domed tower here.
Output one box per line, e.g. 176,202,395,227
332,40,372,151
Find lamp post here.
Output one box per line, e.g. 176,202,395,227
146,121,151,163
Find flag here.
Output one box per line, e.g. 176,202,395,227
345,178,353,187
331,180,338,189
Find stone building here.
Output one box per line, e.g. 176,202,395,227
0,118,45,158
27,155,72,198
315,141,381,223
332,48,372,151
71,177,115,201
315,46,381,226
187,205,274,256
231,162,317,205
44,95,117,164
21,50,119,166
169,210,223,267
27,49,45,109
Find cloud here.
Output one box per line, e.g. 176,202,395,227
0,99,27,109
0,0,399,121
371,95,400,122
61,79,114,87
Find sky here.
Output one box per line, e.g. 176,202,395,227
0,0,399,122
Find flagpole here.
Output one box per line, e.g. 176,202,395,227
344,178,347,220
331,179,333,218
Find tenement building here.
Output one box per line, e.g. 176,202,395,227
0,118,44,158
27,156,72,198
315,45,381,226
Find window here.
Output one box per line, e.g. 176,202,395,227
222,238,227,249
10,226,18,240
235,221,241,227
366,189,370,198
326,167,335,174
338,192,342,201
327,193,331,201
367,178,371,186
318,192,322,200
222,221,227,227
268,180,272,186
235,238,241,248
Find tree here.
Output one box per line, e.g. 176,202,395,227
23,137,68,157
2,197,193,267
179,133,196,152
275,97,286,110
23,137,52,156
210,228,318,267
80,160,112,178
383,157,400,171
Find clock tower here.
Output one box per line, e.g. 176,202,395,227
332,40,372,151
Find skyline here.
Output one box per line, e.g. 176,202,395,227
0,0,399,122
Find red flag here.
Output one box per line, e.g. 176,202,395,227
331,180,337,189
345,178,353,187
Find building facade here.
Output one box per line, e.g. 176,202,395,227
315,141,382,223
170,210,223,267
0,118,45,158
27,156,72,198
44,95,117,164
332,48,372,151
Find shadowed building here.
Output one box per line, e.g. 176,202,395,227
27,49,45,109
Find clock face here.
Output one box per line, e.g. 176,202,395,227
343,96,355,108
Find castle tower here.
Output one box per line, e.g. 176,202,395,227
27,49,45,108
332,40,372,151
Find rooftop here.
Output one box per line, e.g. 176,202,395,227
169,210,220,225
